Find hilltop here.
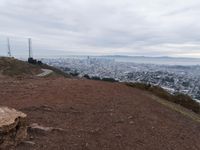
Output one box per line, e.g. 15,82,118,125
0,57,42,76
0,57,200,150
0,57,69,77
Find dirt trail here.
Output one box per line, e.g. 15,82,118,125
36,69,53,77
0,77,199,150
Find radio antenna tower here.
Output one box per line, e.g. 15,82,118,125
7,38,11,57
28,38,32,58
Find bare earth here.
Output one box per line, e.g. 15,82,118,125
0,77,200,150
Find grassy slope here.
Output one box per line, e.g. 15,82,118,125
150,95,200,123
126,82,200,114
0,57,70,77
125,82,200,123
0,57,42,76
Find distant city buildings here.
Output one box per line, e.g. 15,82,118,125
42,57,200,102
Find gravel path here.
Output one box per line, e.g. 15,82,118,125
36,69,53,77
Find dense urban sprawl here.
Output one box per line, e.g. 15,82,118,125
42,57,200,102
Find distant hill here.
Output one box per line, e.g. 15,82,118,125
98,55,200,65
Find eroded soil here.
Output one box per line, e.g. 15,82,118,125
0,77,199,150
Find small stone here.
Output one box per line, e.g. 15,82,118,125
86,143,89,147
29,123,53,132
128,116,133,119
89,128,101,134
129,121,134,125
110,109,114,112
115,133,122,138
116,119,124,123
22,141,35,145
28,123,66,133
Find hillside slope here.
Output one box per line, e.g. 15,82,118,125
0,57,42,76
0,57,69,77
0,76,199,150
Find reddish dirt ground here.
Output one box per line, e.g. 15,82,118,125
0,77,200,150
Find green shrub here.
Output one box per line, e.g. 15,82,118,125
91,76,101,81
83,74,90,79
101,78,118,82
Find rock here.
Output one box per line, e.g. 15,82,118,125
115,133,122,138
22,141,35,145
89,128,101,134
128,115,133,119
0,107,27,149
29,123,53,132
115,119,125,124
129,121,134,125
28,123,66,134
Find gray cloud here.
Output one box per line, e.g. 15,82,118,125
0,0,200,57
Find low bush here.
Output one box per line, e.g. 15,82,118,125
91,76,101,81
83,74,90,79
101,78,118,82
88,76,118,83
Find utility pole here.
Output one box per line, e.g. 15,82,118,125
28,38,32,58
7,38,11,57
28,38,37,64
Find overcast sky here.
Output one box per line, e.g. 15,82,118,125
0,0,200,57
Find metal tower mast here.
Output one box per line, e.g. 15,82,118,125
28,38,32,58
7,38,11,57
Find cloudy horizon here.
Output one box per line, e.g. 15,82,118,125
0,0,200,58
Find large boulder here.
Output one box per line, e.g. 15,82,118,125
0,107,27,149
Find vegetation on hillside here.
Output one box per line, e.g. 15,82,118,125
0,57,41,76
0,57,69,77
41,64,71,77
83,74,118,82
126,82,200,114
